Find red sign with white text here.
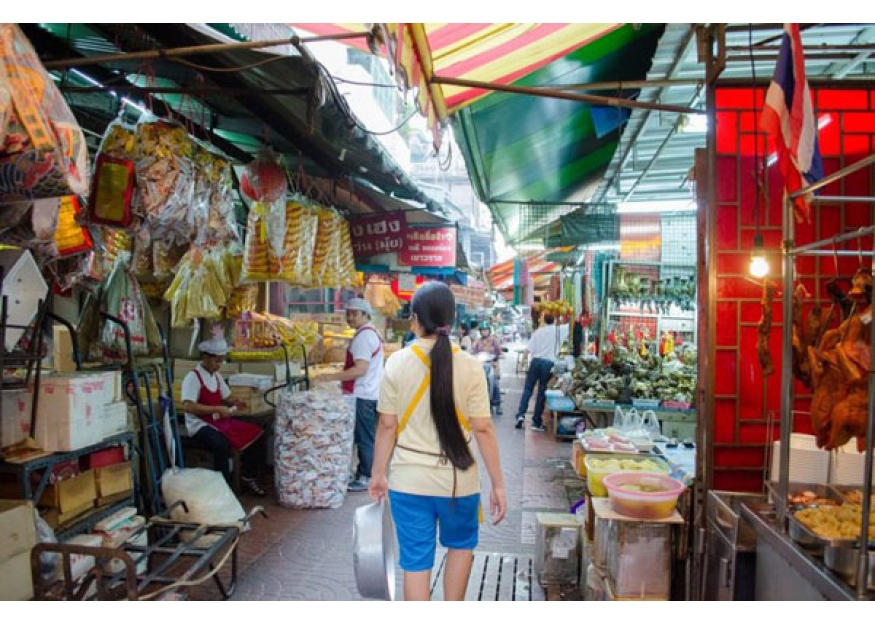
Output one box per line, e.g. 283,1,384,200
348,212,408,258
399,227,457,267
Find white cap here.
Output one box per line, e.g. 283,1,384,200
345,297,373,316
198,337,229,356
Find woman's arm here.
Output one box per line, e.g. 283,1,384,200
368,412,398,500
470,418,506,524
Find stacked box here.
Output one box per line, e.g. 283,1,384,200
534,513,583,585
36,374,107,451
0,389,32,449
606,520,672,599
0,500,37,600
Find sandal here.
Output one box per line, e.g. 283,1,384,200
242,477,266,497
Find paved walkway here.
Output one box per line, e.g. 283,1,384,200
189,344,579,601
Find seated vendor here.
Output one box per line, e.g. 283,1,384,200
181,332,266,496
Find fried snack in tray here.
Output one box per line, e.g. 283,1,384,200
794,503,875,540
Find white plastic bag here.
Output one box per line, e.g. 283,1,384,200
160,468,246,537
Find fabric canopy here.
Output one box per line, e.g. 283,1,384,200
291,23,620,148
487,249,566,292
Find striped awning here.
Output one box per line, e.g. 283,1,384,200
488,249,566,292
291,23,620,148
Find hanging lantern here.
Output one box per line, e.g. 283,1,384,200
240,149,287,203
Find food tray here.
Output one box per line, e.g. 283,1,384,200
631,399,661,410
765,481,843,507
579,400,616,409
787,505,859,550
584,453,670,498
824,544,875,589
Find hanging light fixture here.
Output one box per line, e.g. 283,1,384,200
750,232,769,278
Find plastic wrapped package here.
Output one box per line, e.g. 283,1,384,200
226,284,258,318
152,236,189,281
134,119,195,239
225,242,244,287
161,467,247,545
98,252,159,360
279,200,317,285
337,218,360,288
0,24,90,200
241,200,283,281
88,120,138,228
130,227,153,280
274,385,355,509
208,156,239,243
312,207,344,287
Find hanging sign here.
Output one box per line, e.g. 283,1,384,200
450,285,485,309
348,211,407,258
399,226,457,267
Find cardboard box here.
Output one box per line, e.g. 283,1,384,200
0,500,37,561
0,550,33,600
229,385,268,414
36,374,106,451
41,499,95,530
101,401,130,438
53,324,77,373
0,389,32,449
535,512,583,585
38,470,96,514
95,462,132,499
84,446,125,470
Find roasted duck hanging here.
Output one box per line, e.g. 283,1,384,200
757,279,777,377
808,268,873,451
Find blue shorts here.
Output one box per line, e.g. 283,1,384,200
388,490,481,572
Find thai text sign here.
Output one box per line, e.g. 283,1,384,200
349,212,407,257
450,285,485,308
399,226,457,267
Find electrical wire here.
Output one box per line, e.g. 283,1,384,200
749,24,762,234
173,54,290,73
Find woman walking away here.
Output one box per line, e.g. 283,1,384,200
369,282,506,601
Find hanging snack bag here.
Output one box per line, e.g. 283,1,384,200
279,199,318,285
0,24,90,200
88,120,138,227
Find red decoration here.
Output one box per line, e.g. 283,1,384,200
240,151,287,203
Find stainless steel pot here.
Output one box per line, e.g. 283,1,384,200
353,498,396,600
823,545,875,590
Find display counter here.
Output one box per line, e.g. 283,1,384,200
740,501,861,601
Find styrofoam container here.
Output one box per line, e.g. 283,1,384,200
829,442,875,486
35,374,105,451
770,441,829,484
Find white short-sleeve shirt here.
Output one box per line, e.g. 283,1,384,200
348,323,384,401
181,363,231,436
378,338,491,497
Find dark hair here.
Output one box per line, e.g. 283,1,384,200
410,282,474,470
543,313,555,325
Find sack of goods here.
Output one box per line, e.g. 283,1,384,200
274,384,354,509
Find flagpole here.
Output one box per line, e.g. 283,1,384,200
790,154,875,198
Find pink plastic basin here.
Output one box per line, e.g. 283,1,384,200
602,472,686,519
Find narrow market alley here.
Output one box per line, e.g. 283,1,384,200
190,345,580,601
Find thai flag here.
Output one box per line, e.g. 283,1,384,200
760,24,824,223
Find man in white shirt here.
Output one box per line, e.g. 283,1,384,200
318,298,384,491
514,314,567,432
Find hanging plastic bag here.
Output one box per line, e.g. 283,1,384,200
0,24,90,200
98,252,151,360
279,199,317,285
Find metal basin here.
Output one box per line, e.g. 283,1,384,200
824,545,875,590
353,499,396,601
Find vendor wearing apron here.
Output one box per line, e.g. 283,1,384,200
181,335,266,496
317,297,384,492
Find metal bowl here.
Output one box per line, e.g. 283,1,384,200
824,545,875,590
353,499,396,601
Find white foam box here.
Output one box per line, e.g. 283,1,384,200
0,389,33,449
829,442,875,485
0,500,37,561
770,441,830,484
535,512,583,585
101,401,130,439
35,373,106,451
0,550,33,600
605,516,672,600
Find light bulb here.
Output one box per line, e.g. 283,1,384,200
749,232,769,278
750,255,770,278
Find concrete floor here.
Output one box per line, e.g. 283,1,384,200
188,345,579,601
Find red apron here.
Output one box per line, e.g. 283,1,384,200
341,326,383,395
194,369,263,451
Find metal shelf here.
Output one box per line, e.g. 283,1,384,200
54,496,136,542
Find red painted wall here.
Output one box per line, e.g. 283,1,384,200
712,85,875,491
